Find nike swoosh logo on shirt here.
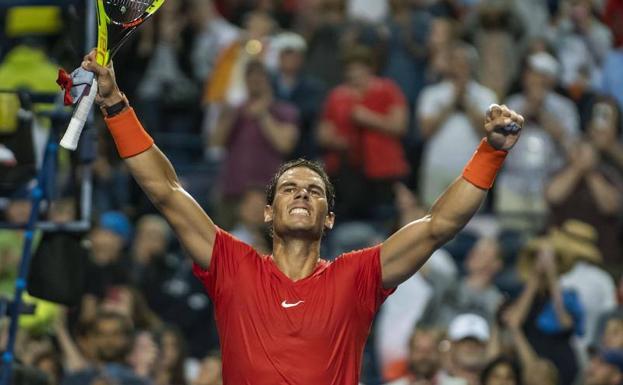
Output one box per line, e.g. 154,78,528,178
281,300,304,308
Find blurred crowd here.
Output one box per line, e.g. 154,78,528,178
0,0,623,384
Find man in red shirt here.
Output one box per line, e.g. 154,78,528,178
81,48,524,385
318,45,409,219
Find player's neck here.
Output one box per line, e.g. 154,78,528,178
272,238,321,281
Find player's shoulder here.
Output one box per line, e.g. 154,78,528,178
332,245,382,268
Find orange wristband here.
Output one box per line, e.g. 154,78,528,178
105,107,154,158
462,139,508,189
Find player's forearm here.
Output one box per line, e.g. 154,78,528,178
427,177,486,245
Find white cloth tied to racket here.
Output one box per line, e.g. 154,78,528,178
56,67,96,106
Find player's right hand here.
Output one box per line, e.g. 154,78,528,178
81,49,123,107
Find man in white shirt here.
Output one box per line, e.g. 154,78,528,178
498,52,580,229
417,42,497,207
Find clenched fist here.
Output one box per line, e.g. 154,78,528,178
81,49,123,108
485,104,524,151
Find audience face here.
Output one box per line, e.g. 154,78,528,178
603,319,623,349
523,68,552,102
585,356,623,385
89,228,125,266
92,317,132,363
5,199,31,225
429,18,454,50
133,215,169,260
244,11,274,40
193,355,223,385
239,189,266,228
279,49,304,76
161,329,184,370
246,66,272,99
447,46,473,84
408,330,442,379
465,238,502,280
484,362,517,385
452,338,488,372
345,62,373,89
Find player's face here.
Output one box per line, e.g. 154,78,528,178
265,167,335,239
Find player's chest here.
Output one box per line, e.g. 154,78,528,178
218,262,361,337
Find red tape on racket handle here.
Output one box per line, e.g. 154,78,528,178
60,79,98,151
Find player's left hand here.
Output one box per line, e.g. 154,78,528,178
485,104,524,151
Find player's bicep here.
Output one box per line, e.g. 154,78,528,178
380,216,438,288
159,187,216,269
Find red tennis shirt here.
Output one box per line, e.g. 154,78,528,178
193,228,395,385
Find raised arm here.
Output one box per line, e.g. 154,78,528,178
380,105,524,288
83,50,216,269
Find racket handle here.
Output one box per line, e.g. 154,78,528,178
60,79,98,151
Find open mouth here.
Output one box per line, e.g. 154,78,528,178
289,207,310,216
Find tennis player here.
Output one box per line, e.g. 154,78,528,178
82,49,523,385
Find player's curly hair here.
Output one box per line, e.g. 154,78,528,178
266,159,335,212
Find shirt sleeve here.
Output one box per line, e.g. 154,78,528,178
192,227,257,301
321,90,338,122
383,80,407,108
416,85,441,119
340,245,396,316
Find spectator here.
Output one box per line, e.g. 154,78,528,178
545,138,623,267
271,32,327,160
452,237,504,321
318,45,409,220
464,0,524,100
583,349,623,385
417,41,497,207
77,212,133,328
425,16,457,84
153,326,187,385
61,311,150,385
125,216,218,359
230,187,270,254
134,0,202,141
548,0,612,90
126,330,159,381
479,357,522,385
203,10,276,108
507,237,584,385
211,60,299,229
599,314,623,349
585,98,623,173
188,0,239,84
382,0,431,110
603,0,623,48
191,353,222,385
32,350,63,385
384,326,465,385
554,220,617,349
602,44,623,112
129,214,172,285
304,0,349,89
501,302,560,385
444,313,492,385
498,52,580,229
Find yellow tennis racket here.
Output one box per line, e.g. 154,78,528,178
61,0,166,150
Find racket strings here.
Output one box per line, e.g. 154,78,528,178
106,0,153,22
